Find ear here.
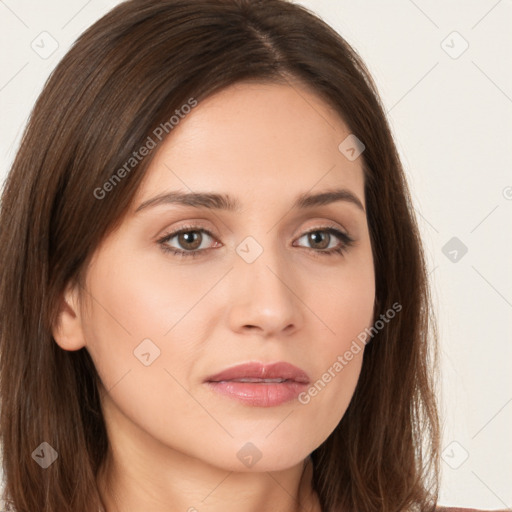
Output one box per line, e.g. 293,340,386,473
52,281,86,351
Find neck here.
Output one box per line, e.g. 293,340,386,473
97,450,320,512
95,383,321,512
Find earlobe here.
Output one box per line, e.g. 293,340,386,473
52,282,86,351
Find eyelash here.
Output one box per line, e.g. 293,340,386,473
157,224,355,259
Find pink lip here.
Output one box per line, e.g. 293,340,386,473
205,361,310,383
204,362,310,407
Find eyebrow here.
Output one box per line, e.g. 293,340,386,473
135,187,365,214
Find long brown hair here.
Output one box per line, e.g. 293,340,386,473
0,1,440,511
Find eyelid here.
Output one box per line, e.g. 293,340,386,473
156,220,356,259
157,221,351,243
157,223,217,243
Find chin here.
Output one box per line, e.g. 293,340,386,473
229,438,315,473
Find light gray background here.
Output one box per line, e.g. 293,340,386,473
0,0,511,509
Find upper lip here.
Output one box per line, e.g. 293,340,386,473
205,361,310,384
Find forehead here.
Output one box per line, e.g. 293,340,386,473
133,81,365,210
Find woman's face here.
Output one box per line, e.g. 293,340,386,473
73,81,375,472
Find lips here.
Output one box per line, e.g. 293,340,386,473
205,361,310,384
204,361,311,407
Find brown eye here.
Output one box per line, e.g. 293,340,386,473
176,231,203,251
158,226,218,258
158,225,354,259
294,227,355,258
306,230,330,250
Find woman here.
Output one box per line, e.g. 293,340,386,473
0,1,501,511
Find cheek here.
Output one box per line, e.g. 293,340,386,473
296,253,374,440
80,254,214,446
81,246,227,405
79,253,176,388
317,244,376,358
82,249,203,345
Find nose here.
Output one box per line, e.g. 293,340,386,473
227,239,304,338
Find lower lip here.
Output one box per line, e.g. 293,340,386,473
205,380,308,407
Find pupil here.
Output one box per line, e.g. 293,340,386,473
180,231,200,249
310,231,328,249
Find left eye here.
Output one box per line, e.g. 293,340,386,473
159,227,217,255
157,225,354,259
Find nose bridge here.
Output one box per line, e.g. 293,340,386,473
229,231,301,334
236,232,286,289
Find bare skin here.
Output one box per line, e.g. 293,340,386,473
53,81,375,512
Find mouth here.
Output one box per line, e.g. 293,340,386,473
220,378,291,383
204,361,310,384
204,361,310,407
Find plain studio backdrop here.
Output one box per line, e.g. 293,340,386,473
0,0,511,509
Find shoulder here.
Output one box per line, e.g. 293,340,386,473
436,507,511,512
